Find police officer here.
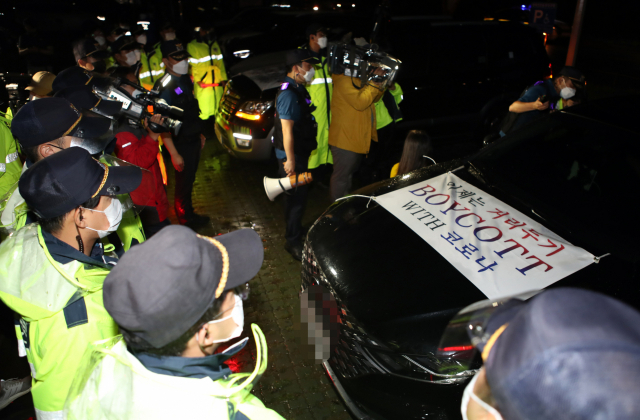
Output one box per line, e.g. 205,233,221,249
187,20,227,121
141,22,174,91
133,25,160,90
65,226,285,419
0,147,142,419
73,38,110,76
274,50,319,260
155,40,209,227
301,24,333,180
111,36,142,68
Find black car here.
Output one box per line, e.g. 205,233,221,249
301,97,640,419
215,17,550,162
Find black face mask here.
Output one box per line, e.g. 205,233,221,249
91,60,107,74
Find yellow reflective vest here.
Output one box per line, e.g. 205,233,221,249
66,324,286,420
0,109,22,242
0,224,119,419
139,44,164,90
300,46,333,169
187,39,227,120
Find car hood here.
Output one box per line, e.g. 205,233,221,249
228,51,287,91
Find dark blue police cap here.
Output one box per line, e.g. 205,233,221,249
54,85,122,118
111,36,141,53
483,288,640,420
11,97,112,149
73,38,110,62
285,49,320,66
19,147,142,219
52,66,105,92
160,40,189,61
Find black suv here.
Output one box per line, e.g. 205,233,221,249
215,17,550,162
302,97,640,419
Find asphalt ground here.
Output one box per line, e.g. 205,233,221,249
0,131,351,420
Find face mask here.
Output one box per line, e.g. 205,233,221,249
82,198,123,238
461,371,503,420
207,294,244,343
135,34,147,45
94,36,106,46
124,51,138,66
303,66,315,83
164,32,176,41
172,59,189,75
317,36,328,49
91,60,107,74
560,86,576,100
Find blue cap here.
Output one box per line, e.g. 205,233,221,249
484,288,640,420
54,85,122,117
160,40,189,61
19,147,142,219
11,97,112,149
52,66,103,92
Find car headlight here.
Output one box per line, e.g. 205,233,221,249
367,348,480,385
233,50,251,59
235,100,273,121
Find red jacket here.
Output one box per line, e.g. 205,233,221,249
114,131,169,222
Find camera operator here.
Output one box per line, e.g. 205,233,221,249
154,40,209,228
274,50,319,260
328,58,385,202
109,66,171,238
73,39,111,77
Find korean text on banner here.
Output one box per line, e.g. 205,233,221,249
376,172,595,299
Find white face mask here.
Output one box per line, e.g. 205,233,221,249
164,32,176,41
135,34,147,45
81,198,124,238
559,79,577,100
124,51,138,66
172,59,189,75
206,295,244,343
461,371,504,420
317,36,328,49
94,36,106,46
302,66,315,83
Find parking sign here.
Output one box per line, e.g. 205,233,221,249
530,3,557,33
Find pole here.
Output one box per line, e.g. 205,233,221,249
566,0,587,66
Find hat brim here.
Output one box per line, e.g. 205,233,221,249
214,229,264,293
96,98,123,117
117,41,143,52
302,56,321,65
87,49,111,60
169,50,190,61
69,114,112,140
99,164,143,196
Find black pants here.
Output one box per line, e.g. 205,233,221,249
278,156,309,246
172,139,201,223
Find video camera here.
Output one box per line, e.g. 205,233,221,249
92,76,183,135
327,43,401,91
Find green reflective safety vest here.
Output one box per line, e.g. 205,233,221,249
0,224,119,419
375,83,403,130
0,110,23,242
139,45,164,90
66,324,286,420
187,39,227,120
301,46,334,169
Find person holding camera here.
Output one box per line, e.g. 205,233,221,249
274,50,319,260
155,40,209,228
328,61,384,202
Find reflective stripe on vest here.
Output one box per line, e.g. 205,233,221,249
0,152,19,172
189,54,223,64
309,77,332,85
35,408,65,420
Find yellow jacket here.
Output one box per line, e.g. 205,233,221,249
328,74,384,154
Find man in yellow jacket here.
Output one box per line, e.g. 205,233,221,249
187,22,227,121
328,70,384,201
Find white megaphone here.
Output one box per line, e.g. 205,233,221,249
263,172,314,201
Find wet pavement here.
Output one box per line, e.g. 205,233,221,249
0,134,351,419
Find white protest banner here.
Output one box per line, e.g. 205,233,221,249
376,172,595,299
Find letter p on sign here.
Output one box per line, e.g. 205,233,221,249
533,9,544,23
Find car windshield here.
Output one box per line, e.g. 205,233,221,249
471,113,640,253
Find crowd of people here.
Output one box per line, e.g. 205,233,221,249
0,13,635,420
